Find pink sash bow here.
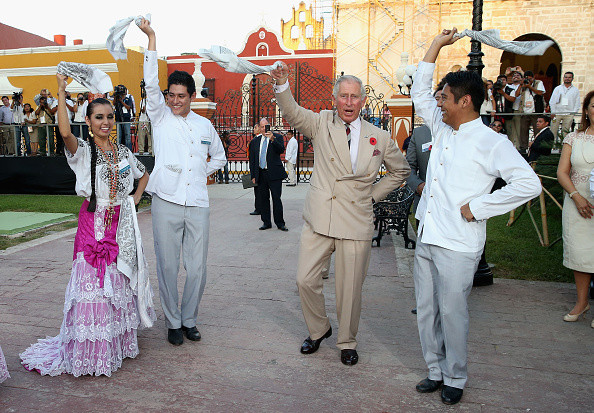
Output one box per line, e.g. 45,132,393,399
82,237,119,288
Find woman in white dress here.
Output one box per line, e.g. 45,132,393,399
20,74,156,376
557,90,594,327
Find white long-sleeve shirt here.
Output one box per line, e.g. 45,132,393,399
144,50,226,207
285,136,298,164
549,84,580,114
410,61,542,253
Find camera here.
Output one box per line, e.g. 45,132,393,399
523,79,530,85
265,124,271,133
13,91,22,101
114,84,127,96
493,80,504,92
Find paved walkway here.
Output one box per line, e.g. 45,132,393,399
0,184,592,412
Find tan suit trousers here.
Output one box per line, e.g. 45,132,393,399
551,114,574,141
296,222,372,350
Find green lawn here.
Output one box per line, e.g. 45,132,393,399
0,195,150,250
486,154,569,282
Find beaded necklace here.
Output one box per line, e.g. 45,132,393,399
95,138,119,230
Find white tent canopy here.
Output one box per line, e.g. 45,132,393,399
0,76,22,95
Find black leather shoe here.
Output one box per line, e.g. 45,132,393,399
168,328,183,346
277,225,289,231
250,210,260,215
441,385,463,405
259,224,272,230
416,377,443,393
340,349,359,365
300,327,332,354
181,326,201,341
411,308,417,314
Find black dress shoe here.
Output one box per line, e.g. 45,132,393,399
416,377,443,393
277,225,289,231
340,349,358,366
259,224,272,230
168,328,183,346
441,385,463,405
250,210,261,215
300,327,332,354
411,308,417,314
181,326,201,341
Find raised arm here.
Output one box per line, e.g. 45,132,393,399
56,74,78,155
138,18,166,126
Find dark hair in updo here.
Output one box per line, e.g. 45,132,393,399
86,98,114,212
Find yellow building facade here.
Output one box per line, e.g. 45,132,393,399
0,44,167,107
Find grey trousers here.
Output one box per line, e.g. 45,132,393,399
413,239,481,389
152,195,210,329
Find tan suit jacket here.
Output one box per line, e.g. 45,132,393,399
275,88,410,240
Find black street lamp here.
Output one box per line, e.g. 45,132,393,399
466,0,494,287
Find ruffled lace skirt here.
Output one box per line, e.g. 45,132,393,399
19,254,152,377
0,345,9,383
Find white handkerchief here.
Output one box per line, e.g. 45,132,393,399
57,62,113,94
106,14,151,60
454,29,553,56
199,45,282,74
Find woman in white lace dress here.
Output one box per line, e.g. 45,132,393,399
557,90,594,327
20,74,156,376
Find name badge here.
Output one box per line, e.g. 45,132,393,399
561,97,569,106
421,142,432,153
201,138,211,145
118,159,130,175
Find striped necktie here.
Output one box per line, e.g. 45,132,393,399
346,124,351,148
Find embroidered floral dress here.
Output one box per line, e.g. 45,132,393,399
20,138,156,377
0,345,9,383
562,131,594,272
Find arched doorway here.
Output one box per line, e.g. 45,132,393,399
500,33,561,103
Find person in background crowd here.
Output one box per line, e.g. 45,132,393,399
556,90,594,328
490,120,508,139
35,93,56,156
361,103,371,121
381,103,391,130
285,130,298,186
72,93,87,138
527,115,554,163
11,93,31,156
0,95,15,155
480,79,495,126
515,70,546,154
507,71,523,150
217,130,230,184
550,72,580,141
23,103,38,155
137,103,152,154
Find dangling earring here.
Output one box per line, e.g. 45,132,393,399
89,130,95,139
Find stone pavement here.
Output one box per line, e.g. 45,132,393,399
0,184,592,412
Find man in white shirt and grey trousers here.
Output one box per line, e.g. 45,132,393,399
410,28,542,405
139,20,227,346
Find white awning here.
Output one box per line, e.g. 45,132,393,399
65,79,90,93
0,76,23,94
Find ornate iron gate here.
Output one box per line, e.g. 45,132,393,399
213,62,388,183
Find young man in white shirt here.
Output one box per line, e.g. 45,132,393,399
139,19,227,346
284,130,298,186
410,28,542,405
549,71,580,140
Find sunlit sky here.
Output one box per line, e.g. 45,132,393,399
3,0,316,56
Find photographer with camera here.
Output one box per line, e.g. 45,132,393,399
10,92,31,156
113,84,135,150
514,70,545,154
35,89,58,156
0,96,15,155
492,74,516,125
72,92,89,139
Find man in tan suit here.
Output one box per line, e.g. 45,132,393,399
271,63,410,365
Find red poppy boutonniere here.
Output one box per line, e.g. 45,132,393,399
369,137,377,145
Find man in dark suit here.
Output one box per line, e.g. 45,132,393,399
527,115,554,163
249,117,289,231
